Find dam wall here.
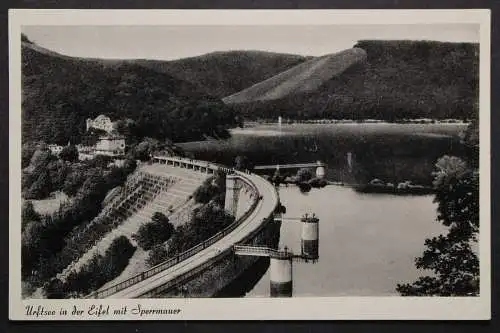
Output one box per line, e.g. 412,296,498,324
95,156,279,299
153,216,281,298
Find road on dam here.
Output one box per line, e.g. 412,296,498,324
106,170,279,298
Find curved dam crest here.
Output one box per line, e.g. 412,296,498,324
87,156,281,299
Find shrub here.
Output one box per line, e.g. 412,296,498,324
298,182,312,193
21,200,41,232
193,173,226,204
168,205,234,256
44,278,66,299
234,155,253,171
86,155,113,169
146,245,170,268
59,145,79,162
62,167,87,196
60,236,136,297
193,180,217,203
123,158,137,174
296,168,313,183
274,202,287,215
22,163,137,286
308,177,328,188
132,212,175,250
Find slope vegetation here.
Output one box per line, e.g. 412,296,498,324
22,42,238,145
223,48,367,103
231,40,479,121
132,50,307,99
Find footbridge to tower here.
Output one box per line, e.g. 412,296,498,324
233,213,320,297
89,155,280,299
254,161,327,179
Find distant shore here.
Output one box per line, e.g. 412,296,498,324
277,181,435,196
242,118,468,127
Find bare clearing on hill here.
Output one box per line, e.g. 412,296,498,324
223,48,367,104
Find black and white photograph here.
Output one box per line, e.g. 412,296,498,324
9,9,490,320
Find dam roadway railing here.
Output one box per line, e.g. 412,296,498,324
233,245,290,258
88,156,278,299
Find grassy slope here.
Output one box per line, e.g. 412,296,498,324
131,50,308,99
223,48,367,103
230,40,479,121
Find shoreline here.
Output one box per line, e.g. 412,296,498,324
241,119,468,127
278,181,435,196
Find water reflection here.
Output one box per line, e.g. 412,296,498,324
246,186,447,297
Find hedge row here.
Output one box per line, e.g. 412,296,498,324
45,236,136,298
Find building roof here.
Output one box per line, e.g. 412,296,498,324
98,135,125,140
90,114,112,122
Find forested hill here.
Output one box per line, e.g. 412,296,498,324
131,51,307,99
22,42,240,145
230,40,479,121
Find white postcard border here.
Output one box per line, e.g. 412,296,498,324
8,9,491,320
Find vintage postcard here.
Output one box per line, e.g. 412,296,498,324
9,9,491,320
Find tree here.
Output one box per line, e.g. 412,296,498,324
115,118,139,142
22,200,40,231
234,155,250,171
106,166,127,188
22,142,38,169
462,117,479,168
30,149,53,171
62,168,86,196
271,168,285,187
396,156,479,296
58,236,136,297
432,155,467,187
87,155,112,169
59,144,79,162
26,170,52,199
191,205,234,241
131,138,161,161
47,160,70,192
102,236,136,277
123,158,137,174
21,33,33,44
81,127,108,147
193,174,225,204
21,219,46,278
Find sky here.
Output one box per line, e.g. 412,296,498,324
22,24,479,61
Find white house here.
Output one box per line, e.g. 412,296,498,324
86,115,116,133
48,144,64,155
94,135,126,156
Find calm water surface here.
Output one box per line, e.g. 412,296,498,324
180,123,467,186
246,186,447,297
179,124,461,296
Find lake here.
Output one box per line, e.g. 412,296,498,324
179,123,467,186
178,123,466,296
246,185,446,296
